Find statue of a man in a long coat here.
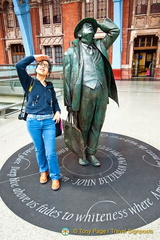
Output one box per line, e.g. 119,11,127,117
63,17,120,166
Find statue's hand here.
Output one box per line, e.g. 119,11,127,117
67,106,72,112
97,21,106,32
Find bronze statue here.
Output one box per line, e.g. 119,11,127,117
63,17,120,167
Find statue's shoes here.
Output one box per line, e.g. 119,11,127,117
87,155,101,167
79,158,89,166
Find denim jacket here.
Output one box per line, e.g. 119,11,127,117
16,56,61,115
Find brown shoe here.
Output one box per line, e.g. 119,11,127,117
40,171,49,184
52,179,60,191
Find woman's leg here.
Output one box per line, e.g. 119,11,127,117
42,119,60,180
26,118,49,173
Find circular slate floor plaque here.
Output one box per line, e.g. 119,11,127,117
0,132,160,236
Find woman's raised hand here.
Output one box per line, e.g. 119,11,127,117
34,55,49,63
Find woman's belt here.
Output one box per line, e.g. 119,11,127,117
27,114,53,120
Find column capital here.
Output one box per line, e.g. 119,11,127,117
12,0,30,15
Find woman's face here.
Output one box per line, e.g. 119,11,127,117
36,60,50,77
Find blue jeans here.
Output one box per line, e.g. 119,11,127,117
26,116,60,180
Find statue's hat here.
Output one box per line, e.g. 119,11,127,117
74,17,98,38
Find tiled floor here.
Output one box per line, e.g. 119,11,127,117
0,80,160,240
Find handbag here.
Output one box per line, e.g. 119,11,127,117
55,118,62,137
48,81,62,137
62,112,85,158
18,79,35,121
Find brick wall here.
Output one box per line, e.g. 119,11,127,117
0,13,7,64
121,0,132,79
122,0,130,66
61,2,82,52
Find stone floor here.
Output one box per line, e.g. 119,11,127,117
0,80,160,240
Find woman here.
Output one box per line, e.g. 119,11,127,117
16,55,61,190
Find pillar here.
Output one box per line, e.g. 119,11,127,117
30,1,40,54
0,11,7,64
112,0,122,79
12,0,34,56
121,0,132,79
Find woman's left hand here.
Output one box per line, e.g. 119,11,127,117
53,111,61,123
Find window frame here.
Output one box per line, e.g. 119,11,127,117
52,0,61,23
135,0,147,15
42,0,50,24
150,0,160,13
134,35,158,50
85,0,108,19
55,45,62,64
11,44,25,64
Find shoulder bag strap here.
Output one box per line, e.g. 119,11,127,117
21,78,35,110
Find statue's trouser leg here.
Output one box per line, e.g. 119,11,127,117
77,84,108,155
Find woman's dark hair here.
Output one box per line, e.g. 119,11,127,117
36,60,52,73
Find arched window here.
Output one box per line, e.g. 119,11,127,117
3,1,14,28
53,0,61,23
42,0,50,24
